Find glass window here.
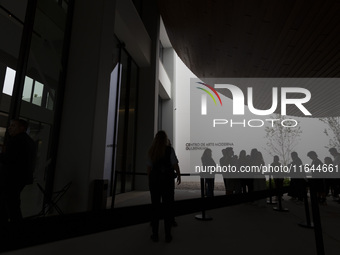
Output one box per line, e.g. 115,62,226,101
32,81,44,106
2,67,16,96
0,0,27,104
46,88,55,110
22,76,34,102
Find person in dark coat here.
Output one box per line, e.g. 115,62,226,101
147,131,181,243
201,148,215,197
0,119,36,224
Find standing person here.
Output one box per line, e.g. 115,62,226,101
0,119,36,225
168,139,178,227
251,149,266,191
288,152,305,203
307,151,323,203
220,147,236,194
238,150,249,193
271,156,283,198
147,131,181,243
201,148,215,197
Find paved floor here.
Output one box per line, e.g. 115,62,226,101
3,191,340,255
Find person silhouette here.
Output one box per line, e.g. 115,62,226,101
147,131,181,243
0,119,36,225
307,151,324,204
288,152,305,203
251,149,266,191
271,155,283,198
220,147,236,194
168,139,179,226
201,148,215,197
238,150,250,193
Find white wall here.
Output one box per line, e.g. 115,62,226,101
174,56,195,178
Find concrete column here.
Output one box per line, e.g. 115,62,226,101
134,0,160,190
55,0,117,212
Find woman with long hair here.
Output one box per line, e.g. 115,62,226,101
147,130,181,243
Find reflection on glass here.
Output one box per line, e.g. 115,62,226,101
2,67,16,96
21,121,51,217
125,61,138,192
115,50,129,194
46,88,55,110
32,81,44,106
113,49,139,196
17,0,70,219
22,76,33,102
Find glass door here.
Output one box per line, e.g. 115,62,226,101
110,44,139,197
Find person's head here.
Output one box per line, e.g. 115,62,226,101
250,148,258,158
8,119,28,137
291,151,298,160
149,130,169,162
202,148,212,159
225,147,234,157
307,151,318,160
273,155,279,163
239,150,246,158
329,147,338,157
324,156,333,165
154,130,168,145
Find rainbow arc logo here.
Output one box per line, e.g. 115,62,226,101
196,82,222,106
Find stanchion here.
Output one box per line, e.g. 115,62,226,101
273,179,288,212
195,178,213,221
298,181,314,228
309,180,325,255
267,175,277,205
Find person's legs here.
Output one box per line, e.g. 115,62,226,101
0,188,9,226
4,184,25,223
162,182,174,242
150,186,161,241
